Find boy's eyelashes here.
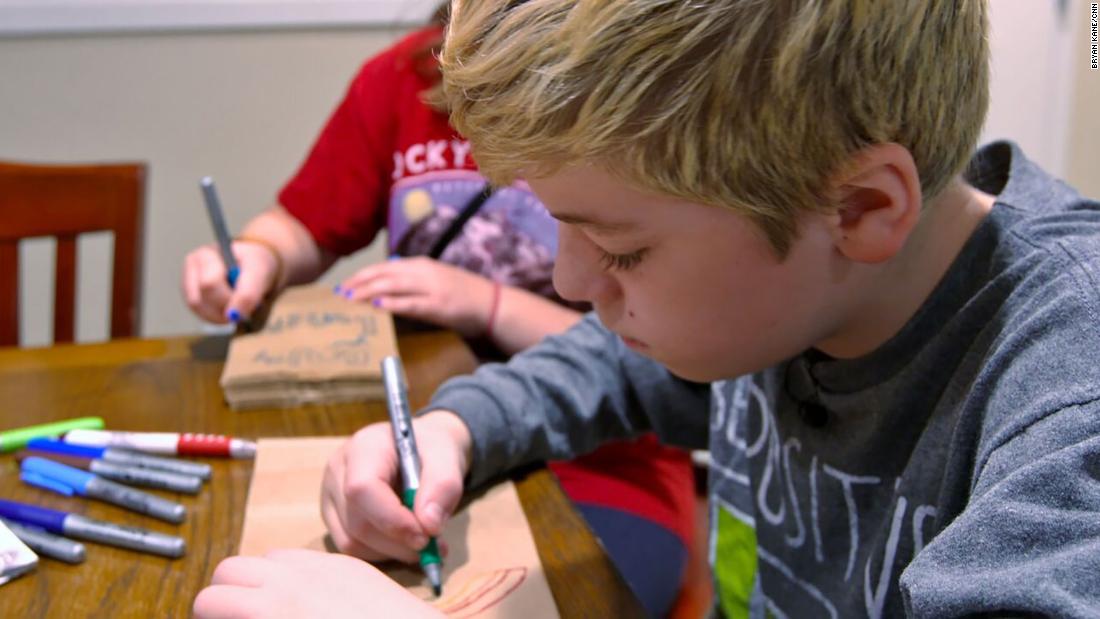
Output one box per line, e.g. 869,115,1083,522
598,247,648,272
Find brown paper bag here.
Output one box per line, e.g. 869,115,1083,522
219,285,398,409
239,437,560,618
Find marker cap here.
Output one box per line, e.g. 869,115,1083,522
0,417,105,453
0,499,68,533
20,457,95,495
26,438,106,459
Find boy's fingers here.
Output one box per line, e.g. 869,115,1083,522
321,486,419,563
193,585,275,619
414,454,464,536
343,437,424,549
210,555,282,588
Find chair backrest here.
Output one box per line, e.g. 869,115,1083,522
0,160,146,346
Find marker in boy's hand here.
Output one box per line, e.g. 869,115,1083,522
320,410,471,566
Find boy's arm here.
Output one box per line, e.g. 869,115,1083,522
901,401,1100,616
423,313,710,488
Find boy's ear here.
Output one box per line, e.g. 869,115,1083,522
827,143,922,264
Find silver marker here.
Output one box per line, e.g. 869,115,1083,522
89,460,203,495
382,355,443,596
100,449,212,481
0,517,86,564
64,514,186,558
85,476,187,524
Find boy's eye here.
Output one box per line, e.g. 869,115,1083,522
598,247,648,272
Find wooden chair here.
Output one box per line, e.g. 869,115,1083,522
0,161,146,346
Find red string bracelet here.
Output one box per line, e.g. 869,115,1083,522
484,281,502,341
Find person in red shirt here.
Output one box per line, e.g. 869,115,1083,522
182,15,696,616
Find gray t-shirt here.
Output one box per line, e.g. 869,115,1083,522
428,142,1100,618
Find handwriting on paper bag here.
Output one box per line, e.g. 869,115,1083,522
251,312,379,368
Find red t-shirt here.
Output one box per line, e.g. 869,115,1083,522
279,27,695,546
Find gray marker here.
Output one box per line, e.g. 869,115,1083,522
85,476,187,524
88,460,203,495
0,517,86,564
382,355,443,596
23,439,212,481
18,450,204,495
99,449,212,481
21,457,186,524
64,514,186,558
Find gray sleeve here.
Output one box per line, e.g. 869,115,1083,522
900,400,1100,617
422,313,710,488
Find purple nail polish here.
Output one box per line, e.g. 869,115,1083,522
227,308,241,323
333,284,342,294
344,289,353,299
372,298,381,308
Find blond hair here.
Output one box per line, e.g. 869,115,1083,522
440,0,989,255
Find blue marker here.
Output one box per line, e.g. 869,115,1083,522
200,176,240,288
0,499,185,558
27,438,212,481
20,457,186,524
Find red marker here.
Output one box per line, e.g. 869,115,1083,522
63,429,256,459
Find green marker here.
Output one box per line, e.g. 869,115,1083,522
381,356,443,596
0,417,105,453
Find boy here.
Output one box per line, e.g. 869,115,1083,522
195,1,1100,617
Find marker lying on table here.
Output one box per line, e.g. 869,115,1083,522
0,417,105,453
381,355,443,597
20,457,187,524
0,499,185,559
0,516,86,564
63,429,256,459
27,438,212,481
200,176,240,288
15,450,203,495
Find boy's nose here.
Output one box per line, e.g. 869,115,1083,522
552,223,620,308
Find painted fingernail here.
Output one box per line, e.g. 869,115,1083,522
371,298,382,308
333,284,342,294
387,255,400,262
344,289,353,299
227,308,241,323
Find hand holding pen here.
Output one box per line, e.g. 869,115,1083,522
183,177,280,324
318,377,474,592
381,355,443,595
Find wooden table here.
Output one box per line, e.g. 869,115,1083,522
0,331,643,618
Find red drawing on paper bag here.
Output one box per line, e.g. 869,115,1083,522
435,567,528,618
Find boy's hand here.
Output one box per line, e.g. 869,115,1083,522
336,257,495,338
321,411,472,564
193,549,444,619
182,241,279,324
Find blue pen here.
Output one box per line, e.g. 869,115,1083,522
200,176,241,288
0,499,185,558
20,457,186,524
27,438,212,481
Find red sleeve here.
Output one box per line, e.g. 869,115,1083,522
278,28,439,256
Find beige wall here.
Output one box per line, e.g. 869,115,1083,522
1,27,406,345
